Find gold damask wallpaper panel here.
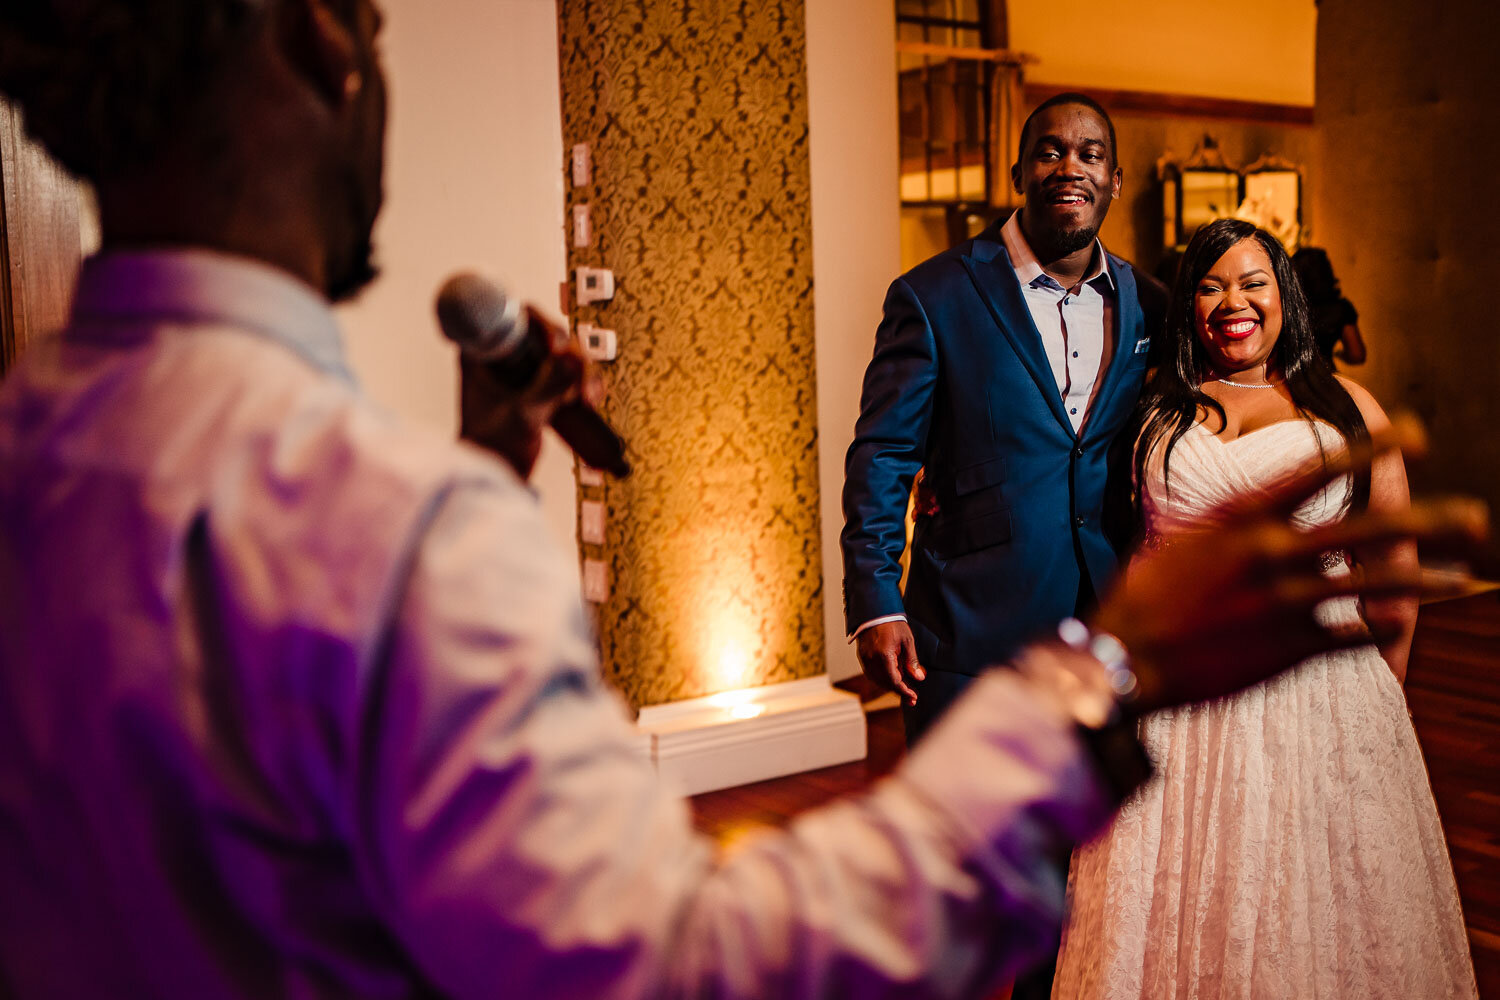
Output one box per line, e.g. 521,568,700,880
558,0,825,709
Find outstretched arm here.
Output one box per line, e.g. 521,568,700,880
352,422,1480,999
355,484,1114,1000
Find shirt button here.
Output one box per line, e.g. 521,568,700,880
1072,351,1079,358
1069,407,1078,415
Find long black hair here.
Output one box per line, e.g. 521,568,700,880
1126,218,1370,527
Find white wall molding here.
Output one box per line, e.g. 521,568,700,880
636,677,866,796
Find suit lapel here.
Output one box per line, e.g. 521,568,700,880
1082,256,1142,445
960,240,1076,437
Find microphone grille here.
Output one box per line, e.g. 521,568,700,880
435,272,525,360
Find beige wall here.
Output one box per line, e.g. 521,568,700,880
1314,0,1500,560
1011,0,1316,106
806,0,903,682
337,0,577,553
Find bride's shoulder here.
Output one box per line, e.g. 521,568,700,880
1334,373,1392,432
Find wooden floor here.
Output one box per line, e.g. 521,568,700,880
690,688,906,851
691,590,1500,997
1407,589,1500,998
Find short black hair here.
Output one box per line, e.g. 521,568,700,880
0,2,258,181
1016,92,1117,168
0,0,364,184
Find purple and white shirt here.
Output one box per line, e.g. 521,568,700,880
0,248,1114,998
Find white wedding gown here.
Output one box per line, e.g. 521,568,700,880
1052,419,1478,999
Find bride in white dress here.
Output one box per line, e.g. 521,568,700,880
1051,219,1478,998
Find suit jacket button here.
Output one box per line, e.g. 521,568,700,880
1074,514,1086,527
1072,445,1085,458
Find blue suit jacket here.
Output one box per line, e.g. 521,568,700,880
841,224,1155,679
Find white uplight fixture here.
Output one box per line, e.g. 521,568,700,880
635,675,867,795
637,572,863,795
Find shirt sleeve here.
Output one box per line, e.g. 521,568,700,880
849,613,909,641
349,481,1118,1000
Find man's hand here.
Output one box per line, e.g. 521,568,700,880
1095,420,1487,717
856,621,926,706
459,306,603,480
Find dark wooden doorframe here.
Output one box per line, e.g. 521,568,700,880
0,110,15,373
0,100,89,376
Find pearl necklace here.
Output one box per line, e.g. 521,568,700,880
1213,377,1279,389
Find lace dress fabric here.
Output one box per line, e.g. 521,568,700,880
1052,420,1478,999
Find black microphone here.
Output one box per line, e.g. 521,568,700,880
436,273,631,478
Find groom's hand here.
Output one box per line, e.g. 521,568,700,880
856,621,925,706
1095,419,1488,717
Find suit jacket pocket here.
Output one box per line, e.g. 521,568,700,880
926,508,1012,560
954,457,1006,495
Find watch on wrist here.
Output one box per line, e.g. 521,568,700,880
1017,619,1155,804
1057,617,1141,708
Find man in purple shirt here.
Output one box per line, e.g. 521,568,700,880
0,2,1480,997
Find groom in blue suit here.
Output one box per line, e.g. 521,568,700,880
842,93,1163,999
843,93,1165,744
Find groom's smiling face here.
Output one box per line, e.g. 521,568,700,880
1012,103,1122,259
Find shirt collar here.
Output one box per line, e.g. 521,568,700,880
1000,210,1115,293
67,248,356,385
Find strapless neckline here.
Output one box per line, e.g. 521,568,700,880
1144,417,1350,533
1191,417,1339,447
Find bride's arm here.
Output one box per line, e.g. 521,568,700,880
1338,375,1419,683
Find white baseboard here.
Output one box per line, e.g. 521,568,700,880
635,675,867,796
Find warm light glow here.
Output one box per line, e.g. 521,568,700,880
678,533,798,704
715,640,752,690
899,165,986,202
707,685,767,720
707,687,756,709
696,554,765,695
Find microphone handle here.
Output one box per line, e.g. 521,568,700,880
550,399,632,478
465,305,631,479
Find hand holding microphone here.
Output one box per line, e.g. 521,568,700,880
437,273,630,480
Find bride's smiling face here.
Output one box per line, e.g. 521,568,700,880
1193,238,1284,374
